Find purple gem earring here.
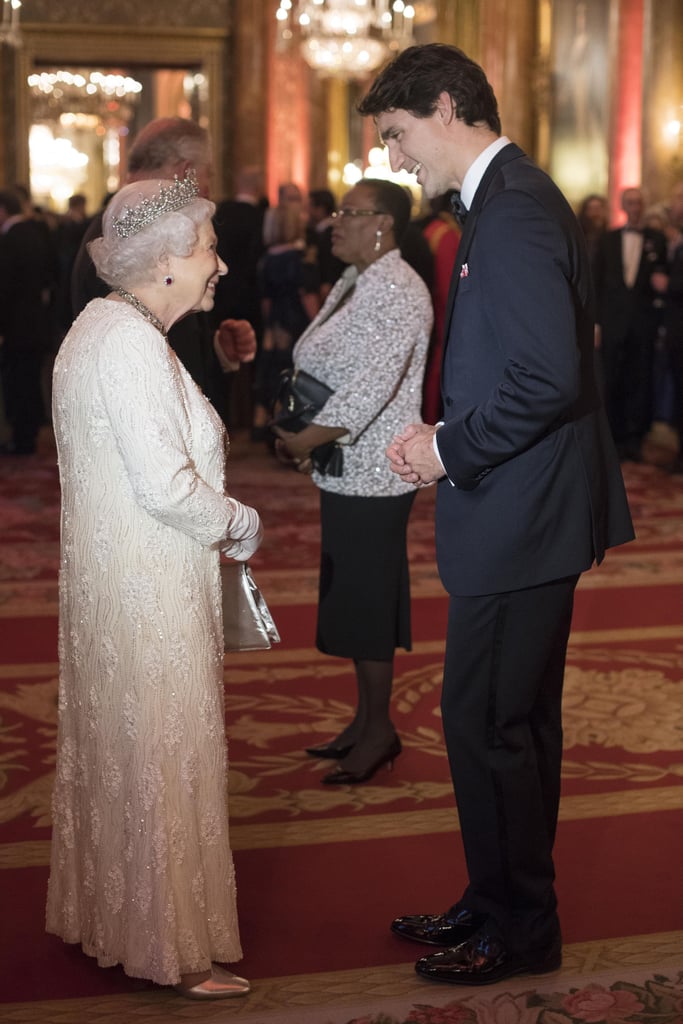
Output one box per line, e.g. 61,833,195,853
164,274,174,286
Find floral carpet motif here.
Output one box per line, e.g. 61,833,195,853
345,971,683,1024
1,431,682,1021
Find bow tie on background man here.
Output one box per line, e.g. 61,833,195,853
623,226,644,234
450,191,468,227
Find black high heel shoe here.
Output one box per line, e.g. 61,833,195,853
321,735,402,785
305,740,354,759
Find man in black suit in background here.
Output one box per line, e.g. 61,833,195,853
652,180,683,474
593,186,668,461
210,167,266,429
0,190,55,454
211,166,266,338
359,44,634,986
71,118,256,423
306,188,346,304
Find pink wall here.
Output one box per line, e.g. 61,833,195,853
610,0,644,223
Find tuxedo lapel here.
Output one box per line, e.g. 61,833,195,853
441,144,525,369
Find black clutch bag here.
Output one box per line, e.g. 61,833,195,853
271,368,343,476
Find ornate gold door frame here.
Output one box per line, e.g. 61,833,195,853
12,23,227,190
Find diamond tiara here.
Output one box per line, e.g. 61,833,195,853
112,171,201,238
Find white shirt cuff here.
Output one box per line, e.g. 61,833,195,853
432,421,454,486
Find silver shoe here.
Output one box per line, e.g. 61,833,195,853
175,965,250,999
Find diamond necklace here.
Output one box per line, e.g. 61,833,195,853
115,287,167,340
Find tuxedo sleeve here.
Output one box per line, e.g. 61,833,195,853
436,190,583,489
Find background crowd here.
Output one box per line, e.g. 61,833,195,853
1,136,682,474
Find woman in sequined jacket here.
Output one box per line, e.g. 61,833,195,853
273,179,433,785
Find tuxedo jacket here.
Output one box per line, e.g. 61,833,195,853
0,219,55,353
435,144,634,597
663,241,683,344
211,198,265,333
593,225,668,344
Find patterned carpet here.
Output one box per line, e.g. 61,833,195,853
0,428,682,1023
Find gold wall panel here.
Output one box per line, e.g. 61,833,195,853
21,0,229,27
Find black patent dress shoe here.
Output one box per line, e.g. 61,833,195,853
415,931,562,986
305,740,354,759
321,735,401,784
391,908,487,947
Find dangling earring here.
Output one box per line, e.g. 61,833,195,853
164,274,174,287
374,230,382,253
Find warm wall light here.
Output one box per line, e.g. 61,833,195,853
29,124,89,209
664,118,681,141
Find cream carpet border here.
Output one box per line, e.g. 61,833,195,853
0,931,680,1023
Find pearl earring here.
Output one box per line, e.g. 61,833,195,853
164,274,174,286
374,230,382,253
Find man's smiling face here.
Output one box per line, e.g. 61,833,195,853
376,99,462,198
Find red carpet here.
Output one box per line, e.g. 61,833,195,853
1,431,682,1019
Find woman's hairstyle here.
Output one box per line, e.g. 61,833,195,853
88,178,215,288
357,43,501,135
576,193,608,228
360,178,412,244
263,203,304,247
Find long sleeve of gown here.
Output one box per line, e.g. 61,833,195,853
95,315,237,547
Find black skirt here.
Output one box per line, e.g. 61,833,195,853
317,489,416,661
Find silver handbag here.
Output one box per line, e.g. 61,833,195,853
221,562,280,652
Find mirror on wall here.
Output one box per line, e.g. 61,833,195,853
548,0,611,204
27,65,209,215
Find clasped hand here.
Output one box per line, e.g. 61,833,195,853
213,319,258,373
271,426,313,474
386,423,443,487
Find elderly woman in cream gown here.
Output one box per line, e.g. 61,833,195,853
46,173,262,999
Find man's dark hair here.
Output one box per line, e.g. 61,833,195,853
357,43,501,135
362,178,412,244
0,190,22,216
309,189,337,216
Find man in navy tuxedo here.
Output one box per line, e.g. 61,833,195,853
359,44,634,986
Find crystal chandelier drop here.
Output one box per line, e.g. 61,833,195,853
275,0,416,79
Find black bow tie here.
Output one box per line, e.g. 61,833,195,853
623,226,643,234
450,192,468,226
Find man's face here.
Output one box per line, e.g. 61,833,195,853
376,104,458,198
621,189,644,227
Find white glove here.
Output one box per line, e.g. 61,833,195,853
221,500,263,562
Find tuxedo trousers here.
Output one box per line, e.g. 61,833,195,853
441,574,579,955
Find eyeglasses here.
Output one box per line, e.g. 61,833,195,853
332,208,383,219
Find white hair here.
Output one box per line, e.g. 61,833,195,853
89,179,215,289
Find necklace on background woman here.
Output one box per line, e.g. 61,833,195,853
115,287,168,340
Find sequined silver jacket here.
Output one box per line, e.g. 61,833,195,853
293,249,433,496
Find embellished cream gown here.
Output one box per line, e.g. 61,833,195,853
47,299,242,985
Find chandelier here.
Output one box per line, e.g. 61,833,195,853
28,70,143,121
275,0,416,79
